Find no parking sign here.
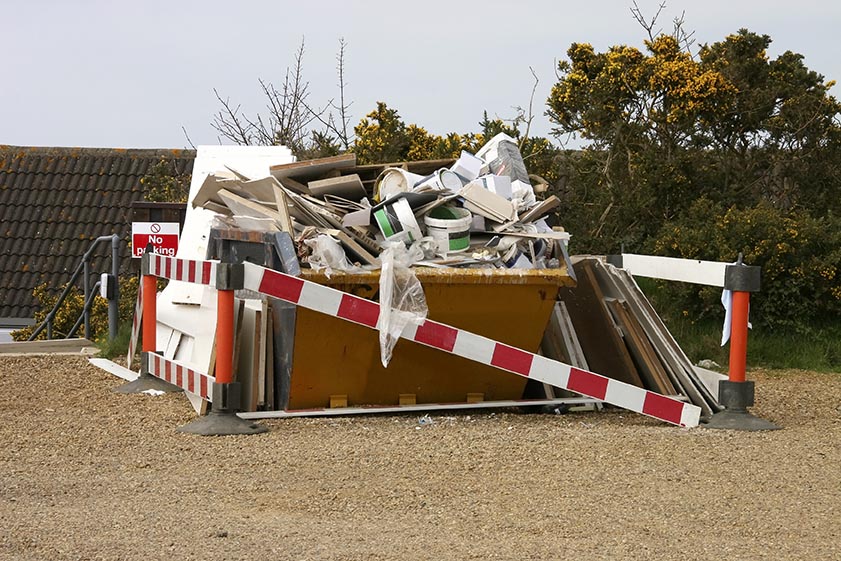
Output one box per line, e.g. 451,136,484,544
131,222,180,258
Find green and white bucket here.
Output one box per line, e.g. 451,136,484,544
423,206,472,254
373,197,422,244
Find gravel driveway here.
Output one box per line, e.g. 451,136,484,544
0,355,838,560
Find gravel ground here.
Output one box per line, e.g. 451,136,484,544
0,355,839,561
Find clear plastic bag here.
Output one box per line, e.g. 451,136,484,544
303,234,354,277
378,242,428,367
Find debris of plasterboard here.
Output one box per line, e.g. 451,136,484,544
88,358,139,382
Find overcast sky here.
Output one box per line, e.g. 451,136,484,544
3,0,839,150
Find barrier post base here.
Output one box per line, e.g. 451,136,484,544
114,354,183,394
177,382,267,436
705,380,780,431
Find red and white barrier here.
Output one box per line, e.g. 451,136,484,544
146,352,215,401
147,254,218,286
242,263,701,428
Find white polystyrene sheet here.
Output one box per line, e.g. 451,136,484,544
621,253,728,287
166,145,296,304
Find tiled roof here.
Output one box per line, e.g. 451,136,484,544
0,145,195,321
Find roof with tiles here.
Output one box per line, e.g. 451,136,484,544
0,145,195,321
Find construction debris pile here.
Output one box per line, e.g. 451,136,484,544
142,143,721,423
191,133,567,273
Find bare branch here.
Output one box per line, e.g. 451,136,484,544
519,67,540,150
630,0,666,41
672,10,696,54
181,126,196,150
211,88,253,145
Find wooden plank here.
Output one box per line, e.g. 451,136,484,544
556,259,644,387
269,180,296,234
251,307,263,412
269,154,356,183
321,228,379,266
235,299,259,411
539,301,592,402
276,176,310,195
308,174,366,200
239,176,282,204
556,301,590,370
256,299,268,408
540,303,572,364
88,358,138,381
605,298,676,395
518,195,560,223
269,299,296,411
264,311,275,410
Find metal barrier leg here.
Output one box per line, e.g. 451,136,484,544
178,263,267,435
115,254,183,394
706,263,779,431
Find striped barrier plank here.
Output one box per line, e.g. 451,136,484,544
146,352,215,401
147,254,218,286
242,262,701,428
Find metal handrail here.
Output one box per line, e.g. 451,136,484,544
27,235,120,342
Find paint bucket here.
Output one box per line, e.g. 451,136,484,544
423,206,472,254
375,168,425,202
413,169,463,194
372,197,422,244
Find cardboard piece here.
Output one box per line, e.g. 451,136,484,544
475,174,513,200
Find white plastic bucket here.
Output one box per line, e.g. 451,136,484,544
423,206,472,254
414,169,463,193
375,168,425,202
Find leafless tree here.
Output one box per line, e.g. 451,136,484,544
211,37,352,156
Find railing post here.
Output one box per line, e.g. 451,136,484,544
114,253,182,394
83,260,91,339
178,262,267,435
706,256,779,430
108,234,120,341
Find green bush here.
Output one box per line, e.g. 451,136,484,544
652,198,841,333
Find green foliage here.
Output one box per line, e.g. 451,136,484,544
13,276,140,342
639,278,841,372
141,158,192,203
652,199,841,331
95,320,134,359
